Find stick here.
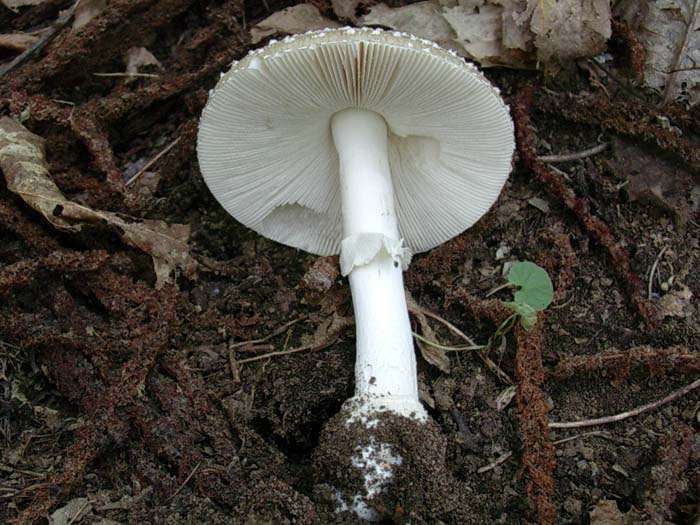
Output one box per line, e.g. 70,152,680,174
93,72,160,79
539,142,609,163
549,377,700,429
125,137,181,186
228,318,302,350
167,462,201,501
477,432,609,473
648,246,667,299
0,0,80,78
412,332,485,352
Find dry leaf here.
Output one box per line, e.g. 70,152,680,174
1,0,45,12
302,256,339,293
406,291,451,373
250,4,340,44
332,0,362,22
0,32,40,52
442,2,507,66
588,499,640,525
360,0,610,67
360,2,464,55
527,0,612,64
123,46,162,83
659,284,693,318
0,117,197,288
72,0,107,32
609,138,700,224
528,196,551,213
48,497,92,525
125,46,161,75
495,385,516,410
617,0,700,104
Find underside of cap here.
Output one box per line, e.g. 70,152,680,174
198,27,515,256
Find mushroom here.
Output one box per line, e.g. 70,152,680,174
198,27,514,422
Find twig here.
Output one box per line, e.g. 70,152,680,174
228,344,240,384
552,430,609,446
168,462,201,501
236,317,352,365
0,0,80,78
549,345,700,379
237,343,320,364
477,432,609,473
412,332,485,352
663,0,700,104
550,377,700,429
66,498,91,525
485,282,512,298
228,318,302,350
539,142,609,163
125,137,181,186
477,451,513,473
93,72,160,79
648,246,668,299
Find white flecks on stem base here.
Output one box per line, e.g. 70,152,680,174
335,437,404,522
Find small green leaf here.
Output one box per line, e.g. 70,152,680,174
503,301,538,330
507,261,553,311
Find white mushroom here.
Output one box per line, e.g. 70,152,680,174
197,27,514,421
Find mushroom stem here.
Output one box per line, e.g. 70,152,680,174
331,108,426,420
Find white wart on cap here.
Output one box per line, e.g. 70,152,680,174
197,27,514,258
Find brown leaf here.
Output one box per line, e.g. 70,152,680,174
72,0,107,32
406,291,451,373
589,499,641,525
250,4,340,44
0,117,197,288
527,0,611,63
1,0,45,11
361,1,610,67
332,0,362,22
616,0,700,104
124,46,162,81
0,32,40,52
360,2,464,55
609,137,700,223
659,284,693,319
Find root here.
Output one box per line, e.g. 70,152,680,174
444,289,512,325
512,83,658,329
550,345,700,381
534,90,700,172
0,250,109,295
10,270,178,524
646,424,694,523
538,225,577,302
0,199,61,254
69,110,126,199
515,317,557,525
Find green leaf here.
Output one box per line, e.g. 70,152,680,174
507,261,553,311
503,301,538,331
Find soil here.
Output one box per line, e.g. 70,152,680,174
1,1,700,524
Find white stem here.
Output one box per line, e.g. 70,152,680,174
331,108,426,420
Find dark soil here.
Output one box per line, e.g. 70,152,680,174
1,1,700,524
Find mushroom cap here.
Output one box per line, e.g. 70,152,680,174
198,27,514,256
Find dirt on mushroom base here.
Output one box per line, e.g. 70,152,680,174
2,0,700,524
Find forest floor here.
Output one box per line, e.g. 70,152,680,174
1,1,699,524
